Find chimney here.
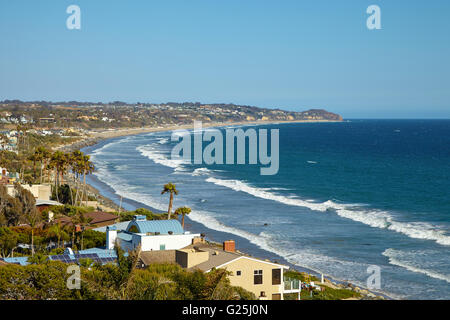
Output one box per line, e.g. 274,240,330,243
223,240,235,252
106,225,117,250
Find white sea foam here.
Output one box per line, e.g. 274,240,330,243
90,136,133,157
157,137,170,144
136,144,189,171
383,249,450,283
186,209,344,280
114,164,129,171
192,168,213,176
205,177,450,246
94,166,168,212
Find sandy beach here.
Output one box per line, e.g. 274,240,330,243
57,119,342,152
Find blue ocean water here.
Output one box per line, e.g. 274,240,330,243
84,120,450,299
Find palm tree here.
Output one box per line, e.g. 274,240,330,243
27,153,39,181
34,147,51,184
47,222,69,248
80,154,95,207
25,209,41,257
50,151,68,202
174,206,191,229
161,183,178,219
71,211,92,250
70,150,83,205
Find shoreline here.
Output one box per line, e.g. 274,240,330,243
60,119,391,299
57,119,343,152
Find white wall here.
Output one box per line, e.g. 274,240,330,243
6,184,51,200
132,233,200,252
106,229,117,250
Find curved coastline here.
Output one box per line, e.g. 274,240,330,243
73,120,393,300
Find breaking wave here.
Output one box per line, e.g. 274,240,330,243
136,144,189,171
383,249,450,283
192,167,213,176
205,177,450,246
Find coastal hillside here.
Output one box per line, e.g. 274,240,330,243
0,100,343,130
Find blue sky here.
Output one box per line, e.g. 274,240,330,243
0,1,449,118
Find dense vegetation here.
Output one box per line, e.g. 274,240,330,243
0,101,342,131
283,270,362,300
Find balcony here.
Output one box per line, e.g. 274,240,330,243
284,277,301,293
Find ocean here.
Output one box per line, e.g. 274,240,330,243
83,119,450,299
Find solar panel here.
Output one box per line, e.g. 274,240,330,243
100,257,114,263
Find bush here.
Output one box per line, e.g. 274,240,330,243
0,262,78,299
117,208,167,222
49,248,65,255
45,205,93,217
299,286,361,300
81,230,106,249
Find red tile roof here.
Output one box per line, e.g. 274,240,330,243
85,211,118,225
54,211,118,228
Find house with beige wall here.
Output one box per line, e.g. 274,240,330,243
6,184,51,200
179,240,301,300
210,255,288,300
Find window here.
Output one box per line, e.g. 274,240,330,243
272,268,281,285
236,271,241,276
160,244,166,250
254,270,263,285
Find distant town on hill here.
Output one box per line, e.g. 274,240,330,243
0,100,343,130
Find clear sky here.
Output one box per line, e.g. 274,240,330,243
1,0,449,118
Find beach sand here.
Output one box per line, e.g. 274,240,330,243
57,119,341,152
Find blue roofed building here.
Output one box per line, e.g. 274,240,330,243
106,215,201,252
0,256,29,266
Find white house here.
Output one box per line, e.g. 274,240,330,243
106,215,201,252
